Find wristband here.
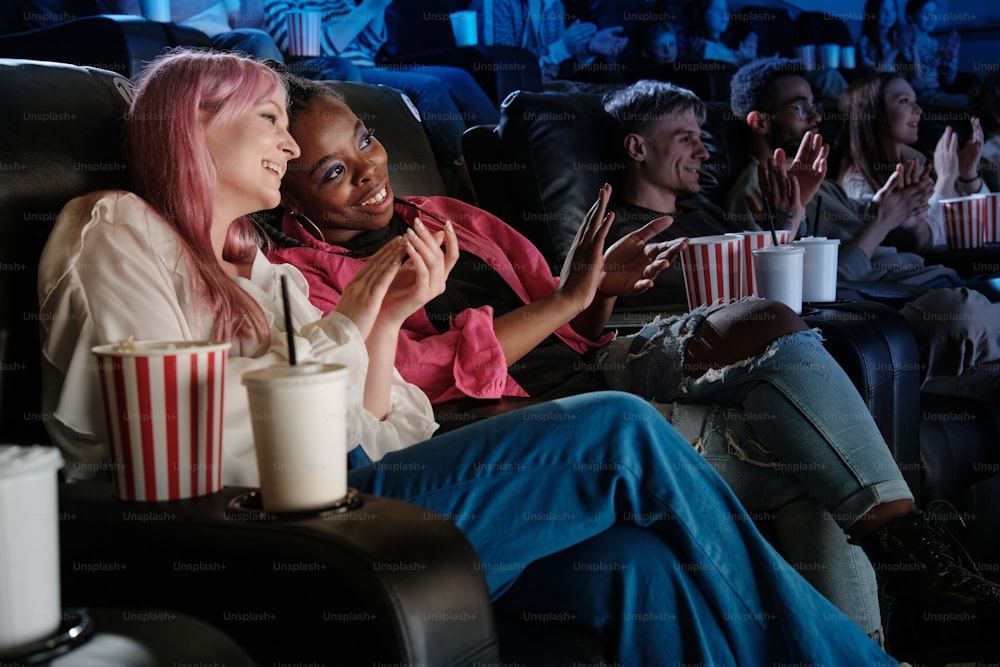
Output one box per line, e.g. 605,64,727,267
958,173,981,183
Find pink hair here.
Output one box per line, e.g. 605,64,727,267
125,48,282,346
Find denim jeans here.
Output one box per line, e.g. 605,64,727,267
348,392,897,666
211,29,285,62
355,65,499,163
599,319,914,635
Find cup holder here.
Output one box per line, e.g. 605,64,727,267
0,608,95,663
226,488,362,521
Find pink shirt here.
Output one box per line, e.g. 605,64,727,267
268,196,613,403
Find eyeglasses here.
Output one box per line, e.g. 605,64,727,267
783,101,823,120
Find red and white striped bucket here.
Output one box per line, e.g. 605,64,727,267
92,340,229,502
980,193,1000,244
737,230,792,297
286,11,322,57
680,234,743,311
941,195,985,250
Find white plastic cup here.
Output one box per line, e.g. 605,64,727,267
794,237,841,303
92,340,229,502
286,11,322,57
679,234,743,311
818,43,841,69
737,230,793,297
139,0,171,22
242,363,348,513
941,195,986,250
840,45,856,69
794,44,816,71
449,10,478,47
752,245,805,314
0,446,64,652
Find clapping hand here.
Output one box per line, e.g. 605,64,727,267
787,130,829,206
599,217,688,297
558,184,615,308
745,151,803,231
335,218,458,337
872,159,933,232
564,20,599,61
378,217,459,328
957,117,984,182
589,26,629,59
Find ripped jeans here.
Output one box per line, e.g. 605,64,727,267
598,306,914,636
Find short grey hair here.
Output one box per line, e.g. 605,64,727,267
602,79,706,135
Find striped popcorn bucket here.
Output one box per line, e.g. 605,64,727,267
980,193,1000,244
286,11,322,57
92,340,229,502
679,234,743,311
737,230,793,297
941,195,985,250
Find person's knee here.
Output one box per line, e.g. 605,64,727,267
684,299,809,378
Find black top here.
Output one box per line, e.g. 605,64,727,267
339,215,602,397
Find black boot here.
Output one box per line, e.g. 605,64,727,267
858,512,1000,661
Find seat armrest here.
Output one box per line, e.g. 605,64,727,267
58,482,500,666
801,302,923,498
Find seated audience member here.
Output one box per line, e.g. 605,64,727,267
837,71,987,249
563,0,676,69
857,0,918,74
904,0,965,107
106,0,288,61
725,57,954,287
472,0,628,89
727,57,1000,402
263,0,499,181
638,20,679,66
267,73,1000,651
683,0,756,66
37,48,909,667
970,68,1000,191
683,0,846,107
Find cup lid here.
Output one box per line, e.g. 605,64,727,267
242,362,347,386
0,445,64,479
752,244,804,255
793,237,840,245
92,339,231,357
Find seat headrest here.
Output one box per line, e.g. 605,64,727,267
0,59,133,443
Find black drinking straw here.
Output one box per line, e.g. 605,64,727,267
762,195,779,245
281,275,297,366
811,194,824,238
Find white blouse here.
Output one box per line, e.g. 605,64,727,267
38,190,437,485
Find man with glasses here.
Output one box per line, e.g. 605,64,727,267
724,56,954,286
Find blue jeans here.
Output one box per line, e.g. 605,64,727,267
348,392,897,665
211,29,285,62
600,319,914,635
355,65,499,163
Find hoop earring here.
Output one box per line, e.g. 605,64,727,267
290,210,324,241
